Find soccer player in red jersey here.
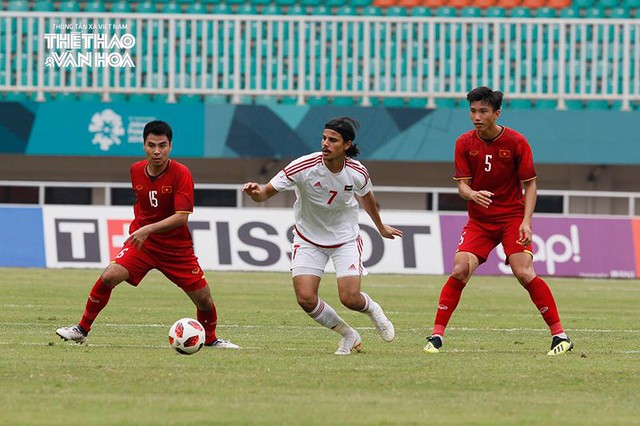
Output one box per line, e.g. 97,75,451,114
424,87,573,356
56,121,239,349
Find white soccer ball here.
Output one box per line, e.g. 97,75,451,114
168,318,205,355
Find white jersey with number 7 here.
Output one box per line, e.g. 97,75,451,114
270,152,373,248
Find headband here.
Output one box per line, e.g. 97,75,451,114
324,123,355,142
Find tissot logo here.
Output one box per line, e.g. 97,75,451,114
55,219,101,262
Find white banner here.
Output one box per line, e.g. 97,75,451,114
42,206,444,274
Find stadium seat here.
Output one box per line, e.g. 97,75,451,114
475,0,497,8
275,0,298,7
485,6,507,16
300,0,323,5
609,6,630,16
58,0,80,11
496,0,520,9
7,0,28,11
621,0,640,9
136,1,156,13
361,5,383,15
32,1,54,11
534,6,556,16
559,7,579,17
351,0,373,6
449,0,472,7
398,0,423,6
386,6,407,15
261,5,284,14
522,0,546,7
510,6,532,16
423,0,447,8
310,5,331,14
435,6,457,16
110,1,132,13
410,6,432,16
460,6,482,15
546,0,571,8
186,2,206,13
572,0,594,8
84,0,106,12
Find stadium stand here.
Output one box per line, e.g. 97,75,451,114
0,0,639,109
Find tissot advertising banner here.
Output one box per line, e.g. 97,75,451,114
3,205,639,277
40,206,444,274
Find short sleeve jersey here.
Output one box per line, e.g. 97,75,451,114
270,152,372,247
129,159,194,249
454,127,536,222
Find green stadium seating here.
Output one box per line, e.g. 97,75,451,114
110,1,132,13
460,6,482,17
261,5,284,14
435,6,457,16
32,1,54,11
621,0,640,9
350,0,373,6
535,7,556,17
572,0,594,8
361,6,383,15
510,6,532,17
410,6,432,16
58,0,80,11
84,0,106,12
7,0,29,11
136,1,156,13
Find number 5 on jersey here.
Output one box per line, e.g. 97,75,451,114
149,190,158,207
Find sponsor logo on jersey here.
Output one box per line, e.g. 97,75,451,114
135,184,143,191
499,149,511,158
470,150,479,156
313,181,323,188
344,185,353,191
162,186,172,194
191,267,200,275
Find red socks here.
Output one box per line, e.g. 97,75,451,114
79,278,113,332
525,276,564,335
198,305,218,345
432,277,467,336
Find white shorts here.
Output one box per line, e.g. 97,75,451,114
291,234,368,278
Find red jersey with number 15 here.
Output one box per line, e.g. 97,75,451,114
129,159,194,249
454,126,536,222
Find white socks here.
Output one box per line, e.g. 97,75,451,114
308,299,351,336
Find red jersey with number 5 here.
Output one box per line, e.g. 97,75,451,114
453,127,536,222
129,159,194,249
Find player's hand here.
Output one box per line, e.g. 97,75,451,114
379,225,403,240
124,227,150,250
517,221,533,246
472,190,493,208
242,182,261,199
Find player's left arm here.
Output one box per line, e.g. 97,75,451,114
518,178,537,246
358,191,403,240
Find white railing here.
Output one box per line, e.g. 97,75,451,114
1,180,638,216
1,12,639,109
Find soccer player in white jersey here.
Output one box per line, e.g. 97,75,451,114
243,117,403,355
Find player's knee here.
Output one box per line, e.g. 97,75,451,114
512,267,534,286
100,271,121,288
338,292,361,310
450,263,470,282
296,293,317,312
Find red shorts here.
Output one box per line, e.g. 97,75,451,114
457,218,533,264
113,242,207,292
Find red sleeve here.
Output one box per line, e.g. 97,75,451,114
516,138,536,182
174,166,194,213
453,137,471,180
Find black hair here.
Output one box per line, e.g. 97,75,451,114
324,116,360,158
466,86,503,111
143,120,173,143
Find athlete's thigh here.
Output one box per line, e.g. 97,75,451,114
112,243,154,286
331,236,366,278
291,237,329,277
501,219,533,258
457,220,500,264
155,247,207,293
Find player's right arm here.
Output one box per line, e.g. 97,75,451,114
457,179,493,209
242,182,278,203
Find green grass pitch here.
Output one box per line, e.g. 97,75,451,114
1,267,639,425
